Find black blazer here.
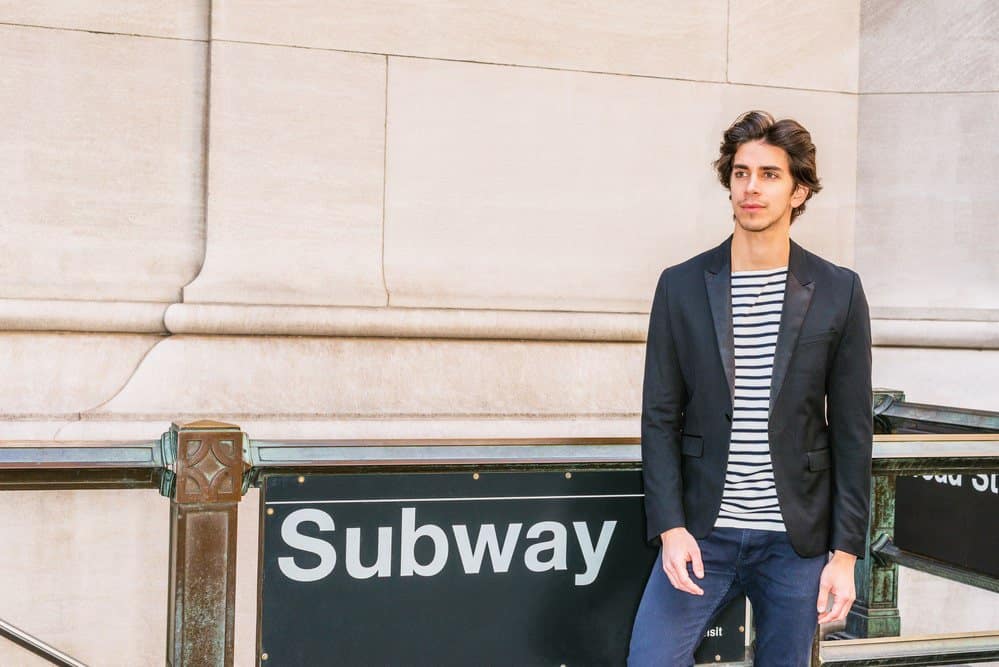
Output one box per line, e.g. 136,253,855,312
641,234,873,558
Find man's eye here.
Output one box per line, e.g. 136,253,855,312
765,172,779,178
733,171,745,177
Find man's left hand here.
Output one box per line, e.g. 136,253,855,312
816,550,857,624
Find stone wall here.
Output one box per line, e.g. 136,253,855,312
857,0,999,641
0,1,994,664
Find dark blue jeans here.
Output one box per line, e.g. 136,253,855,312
628,527,827,666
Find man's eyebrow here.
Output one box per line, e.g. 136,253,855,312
732,163,784,172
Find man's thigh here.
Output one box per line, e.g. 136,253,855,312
742,532,826,667
628,529,742,667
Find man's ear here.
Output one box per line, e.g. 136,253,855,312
791,183,809,208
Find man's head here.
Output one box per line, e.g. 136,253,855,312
713,110,822,231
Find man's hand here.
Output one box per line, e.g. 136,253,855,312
660,527,704,596
816,550,857,624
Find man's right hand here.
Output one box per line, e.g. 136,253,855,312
660,527,705,596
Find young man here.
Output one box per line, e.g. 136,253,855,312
628,111,873,666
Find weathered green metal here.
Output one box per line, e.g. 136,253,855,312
830,389,999,660
871,535,999,594
848,474,901,639
875,385,999,435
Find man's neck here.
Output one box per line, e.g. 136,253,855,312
731,225,790,271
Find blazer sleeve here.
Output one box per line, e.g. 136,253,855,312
825,271,874,558
641,269,689,544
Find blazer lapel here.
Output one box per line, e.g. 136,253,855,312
704,235,735,409
769,238,815,413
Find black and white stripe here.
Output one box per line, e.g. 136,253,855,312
714,266,788,532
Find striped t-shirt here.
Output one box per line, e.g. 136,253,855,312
714,266,788,532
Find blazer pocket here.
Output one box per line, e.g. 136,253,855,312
797,330,836,346
681,434,703,457
807,448,831,471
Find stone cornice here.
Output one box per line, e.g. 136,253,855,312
1,298,998,349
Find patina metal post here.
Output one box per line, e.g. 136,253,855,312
163,421,246,666
846,473,901,638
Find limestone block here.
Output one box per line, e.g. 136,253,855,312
96,336,643,420
0,333,161,416
0,26,207,302
212,0,727,81
0,1,209,40
384,58,858,312
728,0,860,93
898,567,999,636
385,58,726,312
856,93,999,312
0,490,168,665
873,347,999,411
182,42,386,306
861,0,999,93
235,488,261,667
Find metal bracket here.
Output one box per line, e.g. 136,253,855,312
158,428,178,498
870,532,893,567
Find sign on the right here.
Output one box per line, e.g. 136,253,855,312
895,472,998,579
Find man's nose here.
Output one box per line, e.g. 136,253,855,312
747,174,760,192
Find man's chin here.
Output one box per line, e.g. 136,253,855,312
735,218,775,232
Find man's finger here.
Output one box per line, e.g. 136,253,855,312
816,580,832,614
818,594,844,624
690,544,705,579
819,594,853,624
673,558,704,596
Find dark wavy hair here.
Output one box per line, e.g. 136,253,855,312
713,110,822,223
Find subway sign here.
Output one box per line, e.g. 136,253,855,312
258,470,745,665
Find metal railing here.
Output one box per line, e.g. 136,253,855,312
0,404,997,666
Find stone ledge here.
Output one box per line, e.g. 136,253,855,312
2,299,999,349
164,303,647,341
0,298,168,333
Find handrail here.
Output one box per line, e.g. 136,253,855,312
1,433,996,471
0,617,88,667
871,535,999,594
0,440,163,490
0,430,996,666
0,441,162,468
819,630,999,666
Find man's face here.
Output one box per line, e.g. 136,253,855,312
728,140,808,232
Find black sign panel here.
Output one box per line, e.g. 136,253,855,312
259,470,745,666
895,472,999,578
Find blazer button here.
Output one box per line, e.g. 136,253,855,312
725,412,732,422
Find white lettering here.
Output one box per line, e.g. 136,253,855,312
345,526,393,579
275,508,622,586
524,521,568,573
453,523,522,574
573,520,616,586
399,507,448,577
971,473,999,494
278,508,337,582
